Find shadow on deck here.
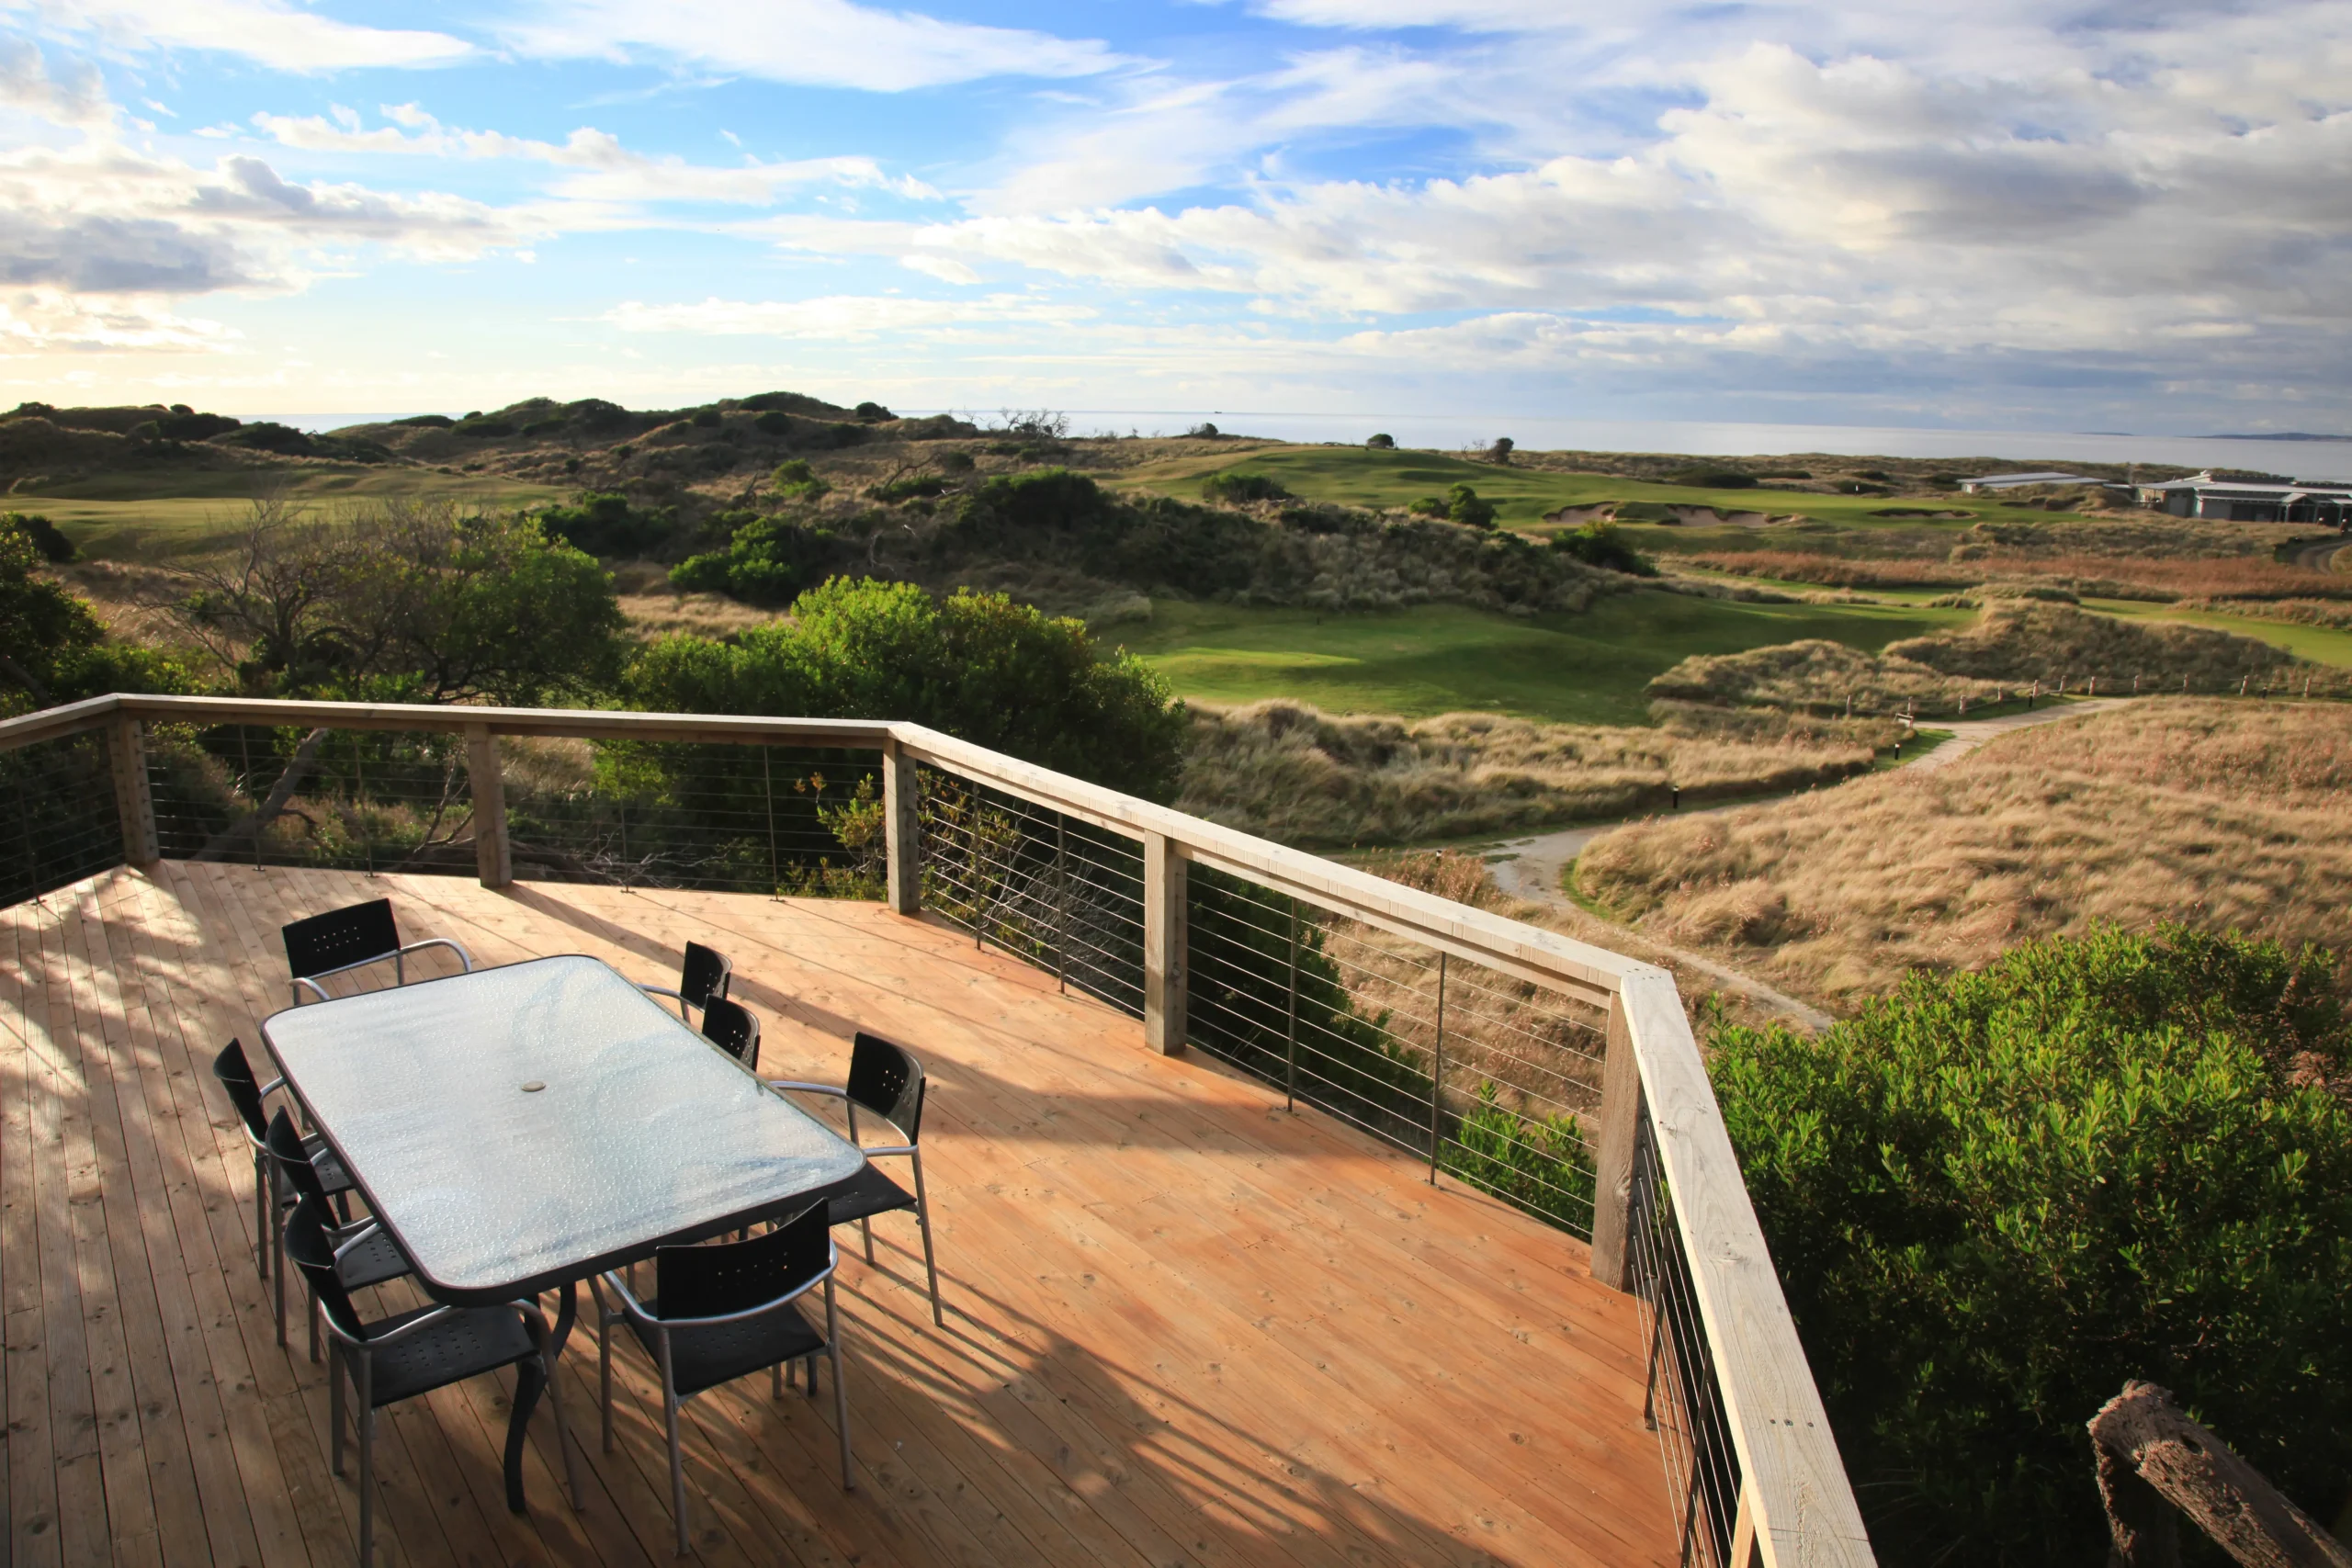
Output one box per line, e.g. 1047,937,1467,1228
1,861,1676,1568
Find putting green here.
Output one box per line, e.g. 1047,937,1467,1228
1111,591,1973,726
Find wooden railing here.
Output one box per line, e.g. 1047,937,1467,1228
0,692,1876,1567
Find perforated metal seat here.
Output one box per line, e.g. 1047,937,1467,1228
767,1030,944,1325
282,897,471,1004
594,1205,851,1555
285,1196,579,1568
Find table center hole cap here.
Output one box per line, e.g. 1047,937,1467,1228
521,1080,547,1092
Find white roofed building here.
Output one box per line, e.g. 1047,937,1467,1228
2135,471,2352,524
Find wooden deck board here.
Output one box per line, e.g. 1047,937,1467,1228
1,864,1679,1568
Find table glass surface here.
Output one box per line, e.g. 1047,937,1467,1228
261,955,865,1300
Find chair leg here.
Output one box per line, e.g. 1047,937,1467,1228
253,1151,270,1279
805,1354,818,1400
542,1354,585,1507
273,1203,288,1348
772,1361,783,1401
911,1150,944,1327
308,1282,322,1363
598,1308,615,1454
658,1334,689,1556
329,1344,346,1477
859,1214,875,1265
356,1356,376,1568
826,1277,852,1492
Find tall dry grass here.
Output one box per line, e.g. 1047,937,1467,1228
1575,699,2352,1010
1695,547,2352,602
1178,699,1885,847
1653,602,2341,715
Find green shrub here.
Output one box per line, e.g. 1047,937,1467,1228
871,474,951,502
534,492,673,557
627,578,1190,801
669,515,842,605
1201,471,1291,504
391,413,454,429
1549,519,1655,576
5,512,74,563
1442,1082,1593,1231
853,400,893,423
221,421,314,455
1367,433,1395,449
454,417,515,438
690,409,721,428
1446,482,1497,528
766,458,829,502
1668,468,1758,489
1711,925,2352,1564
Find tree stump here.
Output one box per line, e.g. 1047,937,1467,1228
2088,1381,2352,1568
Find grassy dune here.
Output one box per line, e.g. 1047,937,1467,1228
1115,592,1970,726
1104,443,2005,531
1179,700,1891,848
28,472,566,560
1574,700,2352,1010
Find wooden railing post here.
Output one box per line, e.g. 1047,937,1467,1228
463,725,510,888
108,712,160,868
1589,988,1642,1292
883,739,921,916
1143,831,1187,1055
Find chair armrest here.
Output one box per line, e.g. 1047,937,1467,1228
637,984,690,1021
356,1303,456,1347
292,976,332,1003
331,1219,383,1261
763,1079,848,1100
399,937,472,974
595,1267,655,1324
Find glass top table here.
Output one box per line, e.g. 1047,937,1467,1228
260,953,868,1307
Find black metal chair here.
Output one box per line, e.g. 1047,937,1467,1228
638,941,732,1022
266,1109,412,1360
767,1032,943,1325
698,997,761,1070
593,1206,852,1554
285,1195,580,1568
212,1038,355,1284
282,897,472,1004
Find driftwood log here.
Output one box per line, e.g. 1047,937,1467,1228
2088,1381,2352,1568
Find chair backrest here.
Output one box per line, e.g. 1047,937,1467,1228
211,1038,270,1141
679,942,732,1011
283,898,401,982
700,998,760,1070
653,1203,831,1322
847,1031,925,1142
265,1108,330,1209
283,1194,368,1340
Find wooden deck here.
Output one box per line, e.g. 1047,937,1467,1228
1,862,1678,1568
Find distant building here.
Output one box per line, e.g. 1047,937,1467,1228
1957,470,2102,492
2135,471,2352,524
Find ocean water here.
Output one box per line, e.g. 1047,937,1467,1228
248,409,2352,478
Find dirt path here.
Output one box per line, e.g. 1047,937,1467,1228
2291,535,2350,571
1486,697,2133,1030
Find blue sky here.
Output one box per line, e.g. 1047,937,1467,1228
3,0,2350,432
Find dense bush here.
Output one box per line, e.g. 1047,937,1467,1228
1202,471,1292,504
1366,433,1395,449
669,515,843,605
534,492,674,557
627,577,1190,801
220,421,314,455
1549,519,1655,576
6,512,74,563
1668,468,1757,488
392,413,454,428
1712,926,2352,1563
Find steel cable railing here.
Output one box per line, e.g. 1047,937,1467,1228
1630,1119,1744,1567
0,728,122,905
141,723,886,895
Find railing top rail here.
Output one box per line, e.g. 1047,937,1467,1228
0,692,120,747
104,694,899,747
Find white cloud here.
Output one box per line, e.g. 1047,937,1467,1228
247,106,940,205
604,293,1092,338
0,286,235,351
6,0,472,70
0,37,110,127
502,0,1125,92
